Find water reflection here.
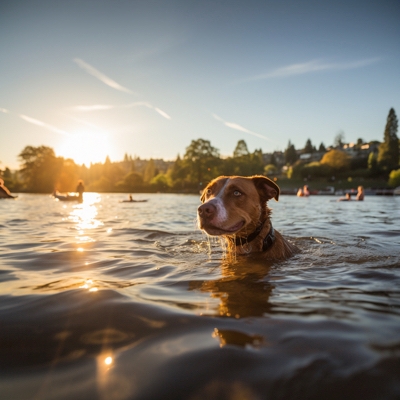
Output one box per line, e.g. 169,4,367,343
190,258,275,319
104,356,113,366
68,193,103,231
212,328,264,348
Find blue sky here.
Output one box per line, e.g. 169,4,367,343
1,0,399,168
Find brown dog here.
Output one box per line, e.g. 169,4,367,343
197,175,298,260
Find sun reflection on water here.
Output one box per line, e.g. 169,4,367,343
104,356,113,365
68,193,103,231
67,193,103,249
79,279,98,292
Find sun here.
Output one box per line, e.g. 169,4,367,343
56,130,111,165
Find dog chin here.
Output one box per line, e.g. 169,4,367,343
201,220,245,236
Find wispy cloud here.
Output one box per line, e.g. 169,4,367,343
74,58,134,94
19,115,68,135
0,108,10,114
240,58,381,82
72,102,171,120
154,107,171,120
61,114,106,131
212,114,276,143
73,58,171,119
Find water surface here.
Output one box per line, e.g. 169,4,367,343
1,193,399,399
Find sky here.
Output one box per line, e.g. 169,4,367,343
1,0,399,169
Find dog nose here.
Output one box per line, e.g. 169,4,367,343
198,203,215,219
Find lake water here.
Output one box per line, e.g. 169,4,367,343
1,193,400,400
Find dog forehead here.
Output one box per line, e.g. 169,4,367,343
212,176,258,196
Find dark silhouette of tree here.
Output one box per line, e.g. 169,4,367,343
18,145,63,192
304,138,314,153
284,141,297,165
334,131,345,148
377,108,399,171
318,142,326,152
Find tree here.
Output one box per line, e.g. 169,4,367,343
318,142,326,152
264,164,277,176
334,131,345,148
143,159,156,183
56,158,80,191
368,152,379,176
150,173,170,191
18,145,63,192
304,138,314,154
284,141,297,165
183,139,220,187
116,171,144,192
233,140,249,158
388,169,400,187
169,154,188,188
320,149,350,171
377,108,399,171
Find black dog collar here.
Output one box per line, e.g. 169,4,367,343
233,221,276,252
261,224,275,252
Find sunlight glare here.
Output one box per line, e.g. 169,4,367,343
104,356,113,365
56,130,111,166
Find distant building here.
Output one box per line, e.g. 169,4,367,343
342,141,380,159
299,152,325,162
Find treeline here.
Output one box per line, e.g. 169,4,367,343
0,139,265,193
1,108,399,193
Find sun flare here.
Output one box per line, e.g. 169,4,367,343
56,130,111,165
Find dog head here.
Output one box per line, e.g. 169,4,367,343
197,175,279,236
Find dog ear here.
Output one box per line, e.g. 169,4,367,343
252,175,280,202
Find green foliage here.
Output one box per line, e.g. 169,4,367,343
377,108,399,171
150,173,170,191
182,139,221,188
368,152,379,176
0,167,21,191
350,155,368,170
18,145,63,192
388,169,400,187
233,140,249,158
320,150,350,171
116,171,144,192
290,161,332,180
264,164,278,176
143,159,156,183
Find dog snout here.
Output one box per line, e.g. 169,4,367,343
198,202,216,220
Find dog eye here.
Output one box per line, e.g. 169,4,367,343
233,190,242,196
206,189,212,195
